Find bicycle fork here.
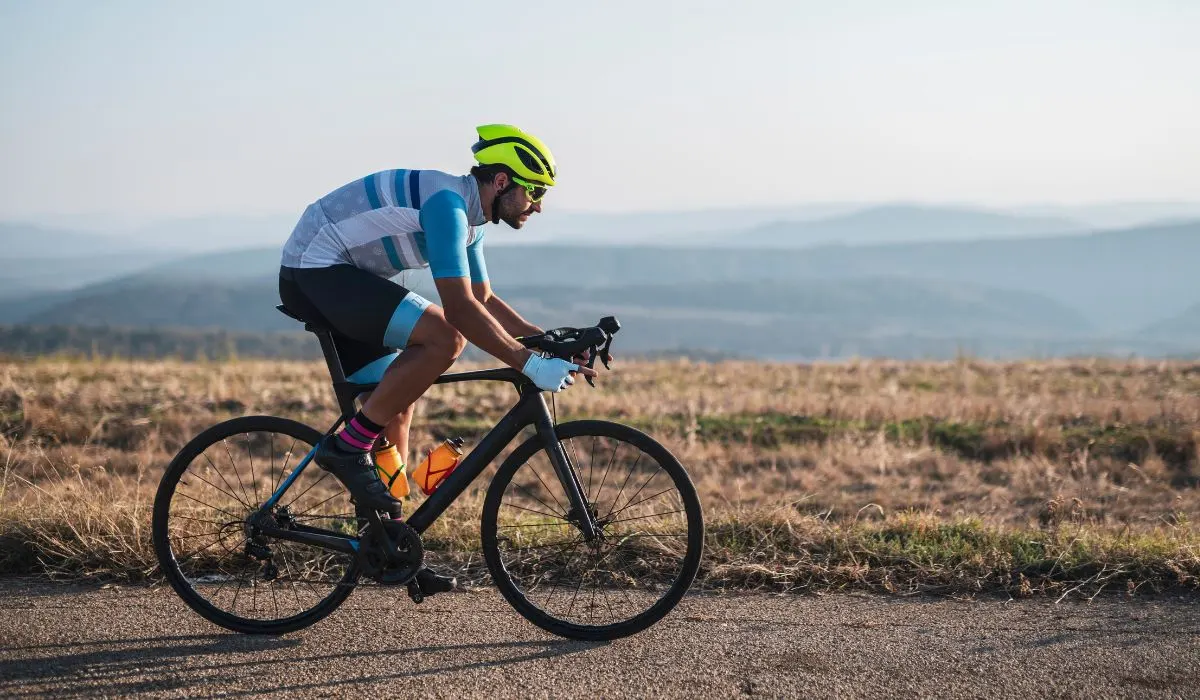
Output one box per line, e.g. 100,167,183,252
530,395,601,541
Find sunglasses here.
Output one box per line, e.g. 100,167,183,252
510,175,548,203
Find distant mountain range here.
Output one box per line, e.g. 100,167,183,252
1142,303,1200,341
8,201,1196,266
695,205,1079,247
2,205,1198,359
1,222,164,259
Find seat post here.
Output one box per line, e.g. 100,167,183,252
312,329,358,418
275,304,361,419
314,329,347,383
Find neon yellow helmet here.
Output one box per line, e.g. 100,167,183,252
471,124,557,188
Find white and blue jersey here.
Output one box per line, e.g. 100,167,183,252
281,169,489,283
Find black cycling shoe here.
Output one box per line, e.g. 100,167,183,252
415,567,457,596
313,437,403,518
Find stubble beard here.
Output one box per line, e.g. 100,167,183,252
499,191,533,229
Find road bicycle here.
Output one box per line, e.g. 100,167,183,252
152,308,704,641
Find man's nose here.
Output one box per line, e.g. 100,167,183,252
532,201,543,213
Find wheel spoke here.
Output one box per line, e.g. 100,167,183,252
270,433,278,495
592,440,619,508
171,513,234,528
174,490,244,521
295,489,350,518
508,480,566,520
504,537,584,552
278,438,299,488
606,466,665,522
608,484,675,521
499,500,568,522
245,434,261,505
177,531,244,567
586,436,597,501
283,469,332,511
608,509,686,526
602,452,643,520
524,459,569,518
203,452,251,510
184,470,251,510
222,439,255,507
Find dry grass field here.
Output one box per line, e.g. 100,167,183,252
2,357,1198,596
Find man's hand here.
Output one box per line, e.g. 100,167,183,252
523,355,598,392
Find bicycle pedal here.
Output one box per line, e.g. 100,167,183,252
406,580,424,604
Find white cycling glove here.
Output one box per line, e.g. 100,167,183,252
522,354,580,392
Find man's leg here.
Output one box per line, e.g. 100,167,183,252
357,304,465,427
292,266,444,518
320,303,464,512
357,392,415,465
361,305,462,595
382,403,416,467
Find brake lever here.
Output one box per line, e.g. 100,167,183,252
584,349,599,387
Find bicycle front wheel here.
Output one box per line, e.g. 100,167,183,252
481,420,704,641
152,415,360,634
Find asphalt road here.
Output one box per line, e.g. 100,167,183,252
1,578,1197,699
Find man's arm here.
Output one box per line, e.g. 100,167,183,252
438,278,531,368
472,281,542,338
420,190,532,369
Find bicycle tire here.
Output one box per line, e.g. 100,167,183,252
481,420,704,641
152,415,360,634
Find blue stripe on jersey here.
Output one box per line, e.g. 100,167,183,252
381,237,404,269
393,169,408,208
364,173,381,209
409,171,421,209
411,230,430,262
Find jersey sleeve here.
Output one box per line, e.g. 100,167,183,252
466,231,488,283
418,189,471,279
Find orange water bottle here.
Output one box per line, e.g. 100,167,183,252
412,437,465,495
373,440,410,499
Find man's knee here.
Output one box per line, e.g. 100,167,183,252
427,319,466,362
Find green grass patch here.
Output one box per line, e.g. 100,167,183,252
703,511,1199,595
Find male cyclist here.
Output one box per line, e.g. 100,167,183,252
278,124,594,592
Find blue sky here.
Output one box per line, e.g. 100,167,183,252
1,0,1197,220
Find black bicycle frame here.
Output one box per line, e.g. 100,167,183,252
253,367,599,552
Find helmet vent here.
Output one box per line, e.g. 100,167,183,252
515,146,545,175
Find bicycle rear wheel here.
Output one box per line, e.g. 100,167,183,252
481,420,704,641
152,415,360,634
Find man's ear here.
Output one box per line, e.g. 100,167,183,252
493,171,509,190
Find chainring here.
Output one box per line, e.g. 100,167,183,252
356,518,424,586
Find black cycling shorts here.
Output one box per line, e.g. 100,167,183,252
278,265,433,380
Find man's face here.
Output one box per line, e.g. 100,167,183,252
495,175,542,229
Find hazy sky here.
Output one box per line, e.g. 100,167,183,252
1,0,1197,220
